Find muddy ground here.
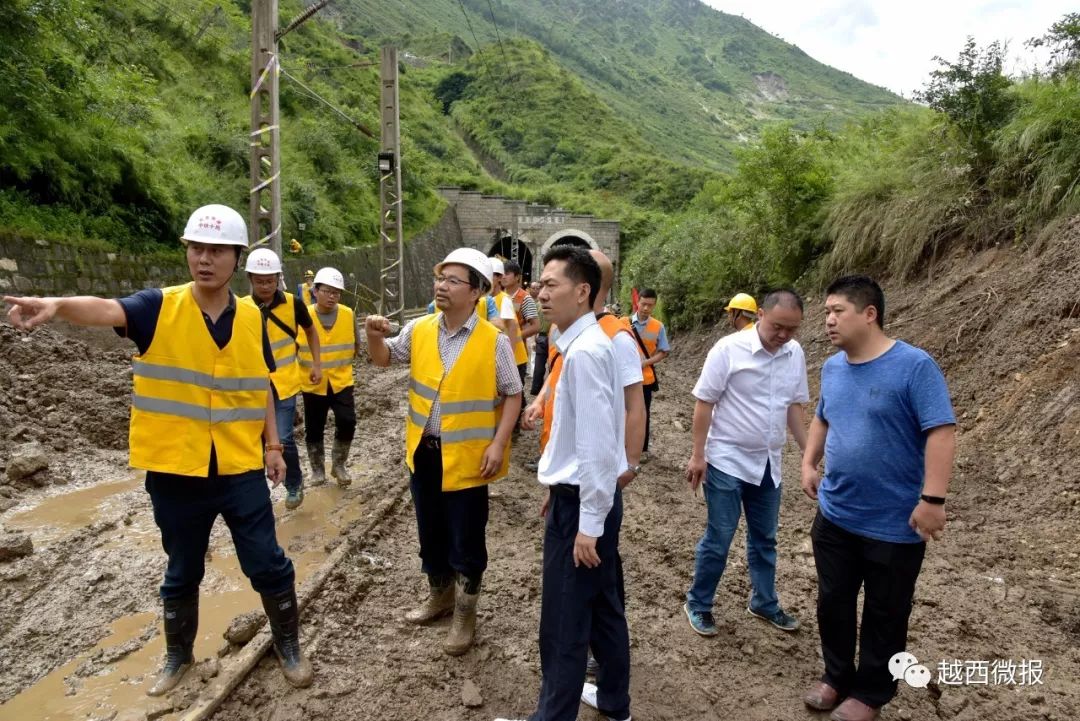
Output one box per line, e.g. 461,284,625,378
2,227,1079,721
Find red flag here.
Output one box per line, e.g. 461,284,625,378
631,287,639,313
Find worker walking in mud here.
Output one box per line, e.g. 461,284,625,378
244,248,322,510
297,267,358,488
623,288,669,463
801,276,955,721
365,248,522,656
684,289,809,637
497,246,631,721
725,292,758,331
3,204,312,695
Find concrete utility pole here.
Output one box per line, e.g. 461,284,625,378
250,0,282,257
378,46,405,324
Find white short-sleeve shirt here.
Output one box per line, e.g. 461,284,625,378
691,328,809,486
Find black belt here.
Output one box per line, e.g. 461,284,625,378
549,483,579,497
420,436,441,449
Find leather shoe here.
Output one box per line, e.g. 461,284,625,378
803,681,841,711
830,698,880,721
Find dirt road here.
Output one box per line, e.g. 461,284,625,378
2,229,1079,720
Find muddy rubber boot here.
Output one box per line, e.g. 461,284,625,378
330,439,351,488
261,588,314,689
443,575,480,657
405,574,455,625
306,441,327,486
147,595,198,697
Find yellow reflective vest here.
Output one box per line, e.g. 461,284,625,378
406,314,509,491
298,304,355,395
243,293,302,401
129,283,269,477
493,290,528,365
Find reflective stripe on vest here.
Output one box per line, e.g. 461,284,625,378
128,283,269,477
298,303,356,394
405,314,509,491
623,315,662,385
254,293,302,400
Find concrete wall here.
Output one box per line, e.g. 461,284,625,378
0,206,463,311
438,187,621,283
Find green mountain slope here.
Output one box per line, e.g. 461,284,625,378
336,0,903,168
0,0,899,252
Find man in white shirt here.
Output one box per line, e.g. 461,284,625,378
496,246,630,721
683,289,810,637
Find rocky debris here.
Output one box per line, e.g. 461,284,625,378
195,657,221,682
223,611,265,645
0,532,33,562
461,678,483,708
6,443,49,485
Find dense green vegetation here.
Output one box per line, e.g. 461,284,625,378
3,0,1078,331
625,19,1080,327
0,0,897,253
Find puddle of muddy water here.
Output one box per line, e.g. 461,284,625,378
0,483,362,721
5,477,143,543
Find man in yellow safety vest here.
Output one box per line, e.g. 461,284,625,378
365,248,522,657
244,247,323,510
3,204,312,695
297,267,358,488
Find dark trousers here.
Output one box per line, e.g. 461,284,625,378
409,439,489,582
530,334,549,395
146,469,295,600
531,487,630,721
812,511,925,708
302,384,356,445
642,385,654,452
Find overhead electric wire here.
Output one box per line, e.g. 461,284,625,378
280,66,376,139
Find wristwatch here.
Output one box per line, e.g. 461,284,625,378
628,464,642,476
920,494,945,505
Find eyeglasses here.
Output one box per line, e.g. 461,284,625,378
433,275,471,288
317,287,341,298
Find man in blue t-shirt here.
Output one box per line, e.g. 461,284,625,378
800,275,956,721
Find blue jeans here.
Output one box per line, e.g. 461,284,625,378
146,469,295,600
274,392,302,493
686,462,781,616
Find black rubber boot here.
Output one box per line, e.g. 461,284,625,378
261,588,314,688
306,441,326,486
147,595,198,697
330,439,351,487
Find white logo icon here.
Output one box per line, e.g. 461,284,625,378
889,651,931,688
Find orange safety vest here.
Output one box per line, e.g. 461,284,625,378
623,315,663,385
539,315,631,454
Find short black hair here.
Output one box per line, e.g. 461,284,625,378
639,288,658,300
503,260,521,276
761,288,804,313
466,267,484,291
826,275,885,328
542,245,601,307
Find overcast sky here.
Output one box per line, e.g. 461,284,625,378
702,0,1074,96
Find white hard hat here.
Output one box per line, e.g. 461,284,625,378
181,204,248,247
313,267,345,291
245,247,282,275
436,248,492,287
488,256,505,276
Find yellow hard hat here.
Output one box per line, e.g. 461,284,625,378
725,292,758,314
304,269,315,278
